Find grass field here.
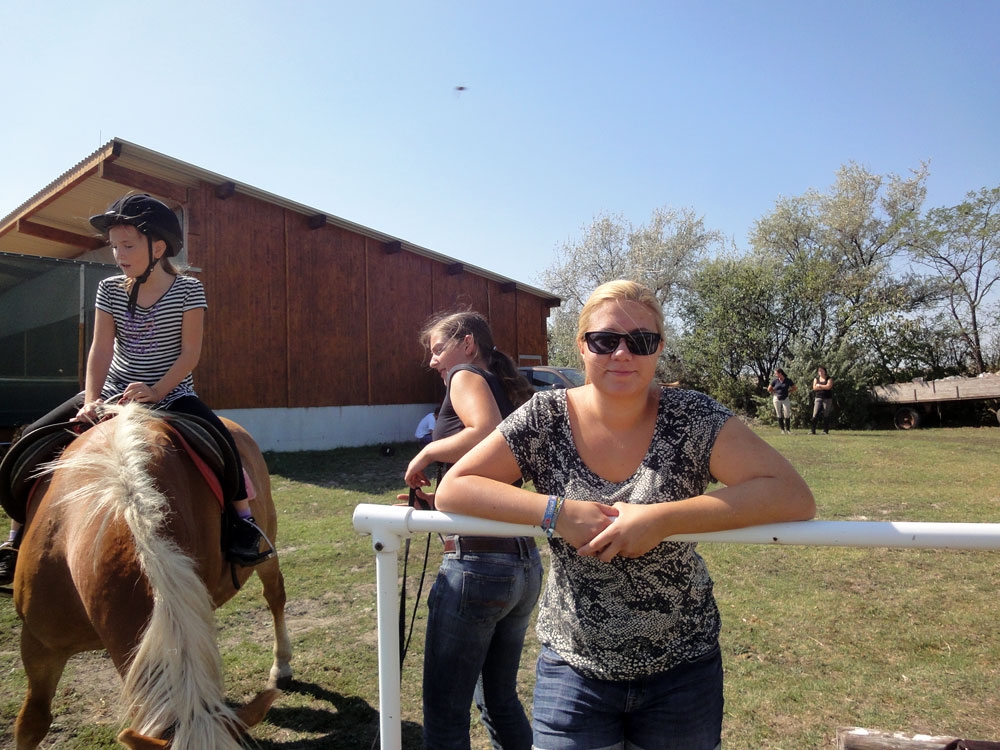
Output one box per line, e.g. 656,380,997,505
1,426,998,748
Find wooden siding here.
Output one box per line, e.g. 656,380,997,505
286,220,369,407
189,186,288,409
42,171,555,413
367,240,436,406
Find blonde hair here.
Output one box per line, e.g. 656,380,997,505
577,280,665,343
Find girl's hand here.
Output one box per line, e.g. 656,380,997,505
73,399,104,424
576,503,663,562
122,381,159,403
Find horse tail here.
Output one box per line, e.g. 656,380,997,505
51,403,244,748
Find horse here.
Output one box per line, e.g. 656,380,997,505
10,402,293,749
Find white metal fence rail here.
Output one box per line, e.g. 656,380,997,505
352,503,1000,750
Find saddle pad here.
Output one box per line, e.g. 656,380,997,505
161,413,241,505
0,423,82,524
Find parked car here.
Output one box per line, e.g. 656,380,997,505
518,366,585,391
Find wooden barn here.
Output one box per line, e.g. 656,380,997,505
0,138,559,450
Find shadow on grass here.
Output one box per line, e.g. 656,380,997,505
253,679,423,749
264,442,424,495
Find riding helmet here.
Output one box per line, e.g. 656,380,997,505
89,193,183,256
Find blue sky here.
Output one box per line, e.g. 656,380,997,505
1,1,997,289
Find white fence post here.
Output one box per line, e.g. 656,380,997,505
352,504,1000,750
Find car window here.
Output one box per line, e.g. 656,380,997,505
559,369,585,387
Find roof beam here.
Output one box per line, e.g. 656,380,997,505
99,162,187,204
214,181,236,200
17,219,106,251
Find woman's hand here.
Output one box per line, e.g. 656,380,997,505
575,503,664,562
404,451,433,489
395,489,434,510
554,499,618,551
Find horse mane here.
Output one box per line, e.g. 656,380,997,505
44,403,245,748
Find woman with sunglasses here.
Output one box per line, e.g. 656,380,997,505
404,310,540,750
436,280,815,750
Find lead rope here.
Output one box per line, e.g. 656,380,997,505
398,487,431,669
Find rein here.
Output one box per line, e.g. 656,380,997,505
398,487,432,669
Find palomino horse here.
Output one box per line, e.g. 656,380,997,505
11,402,293,749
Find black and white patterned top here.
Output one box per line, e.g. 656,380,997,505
96,274,207,405
499,386,733,681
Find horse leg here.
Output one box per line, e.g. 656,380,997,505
256,558,293,689
14,629,71,750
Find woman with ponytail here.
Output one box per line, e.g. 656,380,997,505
404,310,540,750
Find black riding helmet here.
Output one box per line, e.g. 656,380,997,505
89,194,183,315
89,193,183,256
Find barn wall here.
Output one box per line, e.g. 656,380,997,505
517,291,550,365
486,280,519,358
366,242,437,406
286,220,369,408
188,185,288,410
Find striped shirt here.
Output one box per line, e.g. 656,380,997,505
96,274,207,405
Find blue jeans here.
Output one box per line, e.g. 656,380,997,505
531,645,723,750
422,538,543,750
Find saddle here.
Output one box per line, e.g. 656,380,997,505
0,412,242,525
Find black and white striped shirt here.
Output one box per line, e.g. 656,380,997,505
96,274,207,405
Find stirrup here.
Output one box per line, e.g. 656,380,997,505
226,518,276,566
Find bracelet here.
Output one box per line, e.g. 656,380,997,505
541,495,558,535
541,495,565,539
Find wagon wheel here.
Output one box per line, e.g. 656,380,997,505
893,407,920,430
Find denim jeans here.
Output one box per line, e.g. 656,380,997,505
422,538,543,750
531,645,723,750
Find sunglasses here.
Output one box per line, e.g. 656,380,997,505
583,330,662,356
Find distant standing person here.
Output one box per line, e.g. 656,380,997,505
768,368,796,434
810,366,834,434
415,407,438,446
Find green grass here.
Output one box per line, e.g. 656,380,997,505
1,429,999,748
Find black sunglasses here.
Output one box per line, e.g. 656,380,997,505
583,330,662,356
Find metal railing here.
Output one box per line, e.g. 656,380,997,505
352,503,1000,750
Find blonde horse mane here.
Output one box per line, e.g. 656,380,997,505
45,403,244,748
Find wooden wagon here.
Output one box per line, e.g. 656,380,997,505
871,374,1000,429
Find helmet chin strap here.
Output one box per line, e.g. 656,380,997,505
126,234,160,317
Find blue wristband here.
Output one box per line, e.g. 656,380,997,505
541,495,558,535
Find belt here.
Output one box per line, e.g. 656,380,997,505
443,536,535,555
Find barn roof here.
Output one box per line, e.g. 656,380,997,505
0,137,559,304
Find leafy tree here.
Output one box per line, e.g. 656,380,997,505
539,207,722,374
677,253,789,413
911,186,1000,373
749,162,935,387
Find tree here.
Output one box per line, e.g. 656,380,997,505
676,252,794,413
911,186,1000,373
539,207,722,371
749,161,935,384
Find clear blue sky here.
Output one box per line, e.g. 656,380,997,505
1,1,996,289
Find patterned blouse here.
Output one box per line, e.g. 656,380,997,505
96,274,207,405
499,386,733,681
